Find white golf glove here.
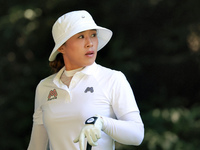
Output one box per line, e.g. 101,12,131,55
73,115,104,150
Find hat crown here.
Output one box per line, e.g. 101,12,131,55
52,10,96,44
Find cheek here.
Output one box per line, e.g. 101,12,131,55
64,44,77,54
94,39,99,49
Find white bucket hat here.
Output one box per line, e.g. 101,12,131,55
49,10,113,61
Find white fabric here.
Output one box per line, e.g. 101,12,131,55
28,62,144,150
27,112,143,150
64,67,83,77
103,112,144,145
27,124,48,150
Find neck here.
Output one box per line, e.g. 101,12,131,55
64,67,83,77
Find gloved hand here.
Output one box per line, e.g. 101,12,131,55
73,115,104,150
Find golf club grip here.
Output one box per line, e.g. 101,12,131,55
86,142,92,150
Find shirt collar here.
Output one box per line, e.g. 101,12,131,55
53,67,65,88
81,62,97,76
53,62,97,88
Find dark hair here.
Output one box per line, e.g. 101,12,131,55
49,53,65,73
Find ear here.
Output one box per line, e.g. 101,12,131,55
58,45,65,54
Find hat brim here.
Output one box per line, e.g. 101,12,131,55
49,25,112,61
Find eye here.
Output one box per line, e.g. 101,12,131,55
78,35,84,39
91,33,97,37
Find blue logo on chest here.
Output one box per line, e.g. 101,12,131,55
84,87,94,93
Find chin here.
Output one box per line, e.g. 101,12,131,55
84,61,95,67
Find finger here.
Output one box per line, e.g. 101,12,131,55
85,130,98,146
88,137,98,147
94,128,101,139
73,136,80,143
90,128,101,142
79,132,85,150
91,134,98,143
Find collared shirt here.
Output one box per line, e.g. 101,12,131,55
33,62,139,150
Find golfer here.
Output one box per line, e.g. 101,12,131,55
27,10,144,150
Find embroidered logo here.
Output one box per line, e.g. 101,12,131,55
84,87,94,93
48,89,58,101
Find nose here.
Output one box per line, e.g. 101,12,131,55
85,37,93,48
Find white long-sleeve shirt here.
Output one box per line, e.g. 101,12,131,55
28,62,144,150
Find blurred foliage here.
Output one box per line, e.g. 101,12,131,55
0,0,200,150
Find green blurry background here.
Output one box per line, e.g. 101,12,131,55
1,0,200,149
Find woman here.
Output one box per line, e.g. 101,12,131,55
28,10,144,150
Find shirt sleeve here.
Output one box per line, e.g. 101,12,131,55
111,71,139,118
102,71,144,145
33,82,44,124
27,124,48,150
102,111,144,145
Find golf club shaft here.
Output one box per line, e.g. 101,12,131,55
86,142,92,150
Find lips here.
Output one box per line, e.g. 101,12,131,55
85,51,94,56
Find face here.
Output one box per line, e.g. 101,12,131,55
58,29,98,70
